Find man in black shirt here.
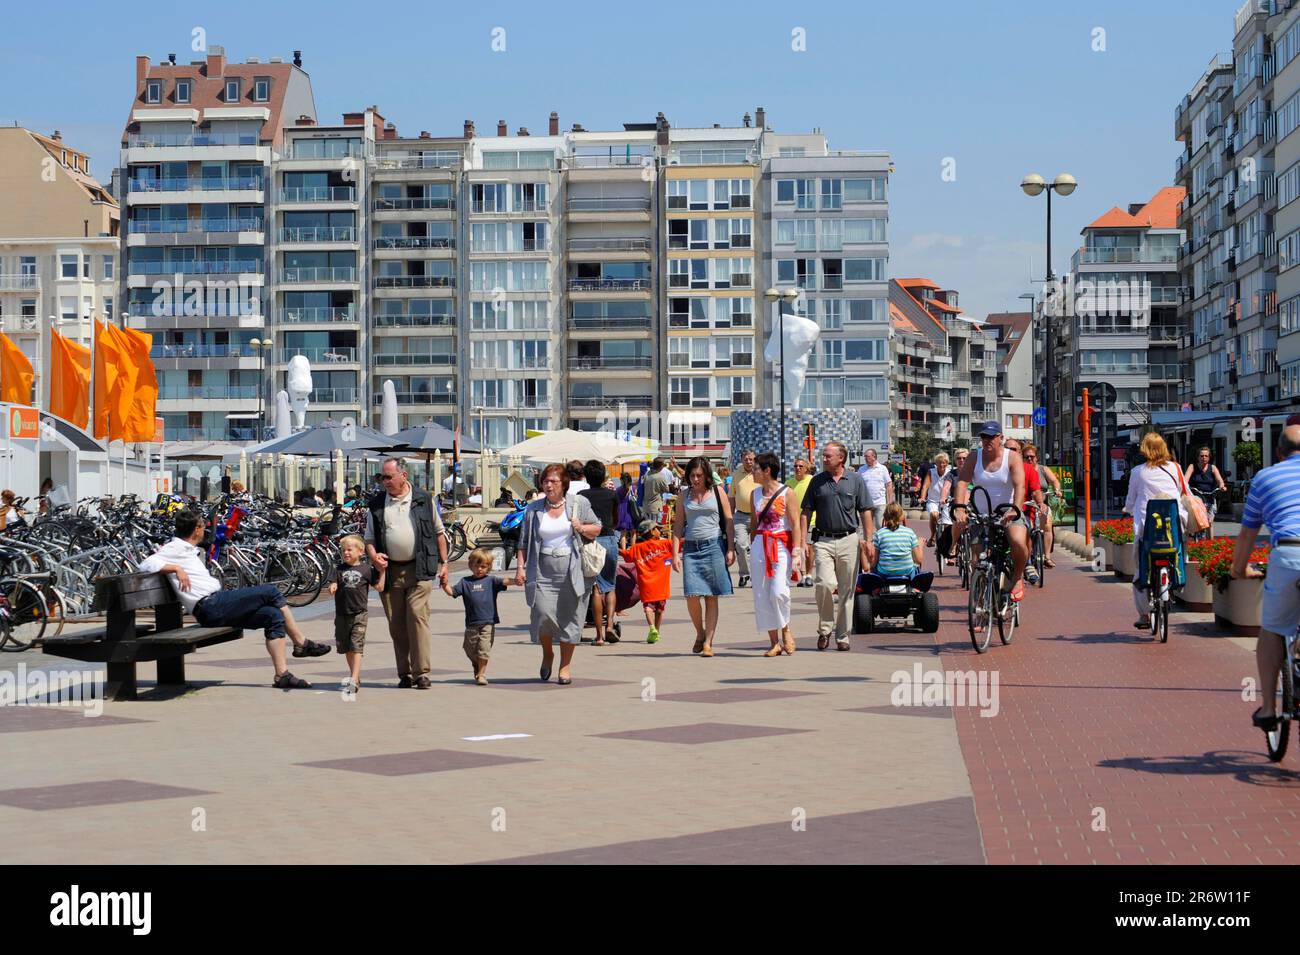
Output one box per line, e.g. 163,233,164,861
801,440,874,652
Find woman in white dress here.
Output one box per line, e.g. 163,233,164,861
749,452,805,656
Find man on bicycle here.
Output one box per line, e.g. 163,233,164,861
1233,425,1300,732
952,421,1030,602
1184,446,1227,527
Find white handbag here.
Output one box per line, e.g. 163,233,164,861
570,500,606,579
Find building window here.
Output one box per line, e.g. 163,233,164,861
822,339,844,370
60,254,78,279
848,299,886,322
668,181,687,209
845,177,887,202
776,180,795,203
103,255,114,281
254,78,270,102
225,79,240,103
845,258,887,282
795,179,815,210
845,339,887,362
175,79,191,103
145,80,161,103
820,179,843,210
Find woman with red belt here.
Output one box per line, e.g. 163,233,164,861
750,451,804,656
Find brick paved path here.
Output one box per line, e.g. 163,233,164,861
1,531,1296,864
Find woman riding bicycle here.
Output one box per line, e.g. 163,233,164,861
1184,446,1226,528
1124,433,1188,629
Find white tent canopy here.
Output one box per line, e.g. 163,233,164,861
499,428,653,465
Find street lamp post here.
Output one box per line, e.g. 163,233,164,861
250,338,268,441
1020,172,1076,463
765,286,801,469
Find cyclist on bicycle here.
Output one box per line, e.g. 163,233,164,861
1004,438,1041,585
1233,425,1300,732
1123,433,1186,629
1184,445,1226,526
919,451,951,549
1022,444,1059,568
952,421,1030,602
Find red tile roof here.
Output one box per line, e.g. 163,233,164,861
1084,186,1186,231
925,297,962,314
896,277,940,290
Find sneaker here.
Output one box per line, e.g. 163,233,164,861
341,679,359,695
398,675,414,689
738,575,750,588
647,627,660,644
1024,567,1040,585
475,674,489,686
292,640,331,658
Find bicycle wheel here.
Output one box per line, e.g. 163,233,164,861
1156,570,1170,644
1266,640,1293,762
447,524,468,563
0,578,48,650
968,565,992,654
42,584,67,638
1033,533,1046,588
996,568,1016,646
935,545,945,576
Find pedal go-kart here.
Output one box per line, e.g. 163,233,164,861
852,571,940,634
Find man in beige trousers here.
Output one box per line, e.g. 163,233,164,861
801,441,875,651
365,458,449,688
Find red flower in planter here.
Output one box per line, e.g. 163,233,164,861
1193,536,1270,588
1094,518,1134,545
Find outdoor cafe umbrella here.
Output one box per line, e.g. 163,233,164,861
253,419,407,457
391,420,482,490
499,428,651,465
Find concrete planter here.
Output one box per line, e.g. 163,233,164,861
1178,563,1213,612
1096,538,1114,571
1113,542,1136,580
1212,577,1263,637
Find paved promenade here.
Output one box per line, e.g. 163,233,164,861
1,523,1295,864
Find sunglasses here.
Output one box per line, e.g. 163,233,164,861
380,474,399,482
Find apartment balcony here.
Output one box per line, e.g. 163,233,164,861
1070,244,1181,269
372,391,456,406
276,346,358,365
566,197,652,222
284,142,367,161
279,226,358,244
150,343,260,365
167,426,259,442
567,316,652,338
158,385,259,401
567,356,654,375
566,237,652,260
277,307,357,325
373,236,455,252
567,395,655,411
372,197,456,213
1079,362,1149,376
127,260,264,288
128,302,262,322
126,218,264,246
372,313,456,329
568,278,651,295
127,133,258,149
0,275,40,292
310,388,361,404
470,200,547,216
374,276,455,290
278,266,358,288
1148,362,1185,381
278,186,357,204
373,352,457,368
373,155,461,172
127,175,264,200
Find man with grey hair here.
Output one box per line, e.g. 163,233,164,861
802,441,874,651
729,448,758,588
366,457,449,689
856,447,893,531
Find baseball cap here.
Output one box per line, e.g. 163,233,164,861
975,420,1003,438
636,519,656,536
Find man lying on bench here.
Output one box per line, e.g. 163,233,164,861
137,510,331,689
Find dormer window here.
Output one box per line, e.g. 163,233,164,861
225,79,240,102
175,79,191,103
253,78,269,102
145,80,161,103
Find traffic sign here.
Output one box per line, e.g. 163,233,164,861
1079,381,1117,404
8,407,38,440
1032,407,1047,427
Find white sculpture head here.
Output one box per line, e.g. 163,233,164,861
286,355,313,430
763,310,821,410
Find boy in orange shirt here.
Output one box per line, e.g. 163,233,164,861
620,519,672,644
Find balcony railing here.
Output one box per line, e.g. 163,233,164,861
568,356,653,370
0,275,40,291
372,391,456,405
471,200,544,214
1080,362,1149,375
150,344,259,360
311,388,361,403
1072,245,1180,266
566,154,655,169
129,303,258,318
158,385,258,400
373,353,457,366
568,317,652,331
567,394,654,409
1077,323,1151,336
567,238,652,253
1148,324,1185,341
1240,349,1279,377
130,260,263,275
373,197,455,211
822,276,844,290
279,266,357,283
167,426,258,442
278,347,358,363
129,176,263,193
1148,363,1185,380
285,142,366,160
374,275,454,289
566,198,651,213
278,307,356,324
127,133,259,148
279,226,357,243
130,218,263,234
279,186,356,203
568,278,650,292
373,312,455,328
375,155,460,170
373,236,455,250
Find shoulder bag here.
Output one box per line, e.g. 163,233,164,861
1165,464,1208,535
571,498,607,579
712,484,732,553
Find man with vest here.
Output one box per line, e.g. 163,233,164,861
365,457,449,689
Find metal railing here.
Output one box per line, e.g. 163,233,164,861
280,226,357,242
568,278,650,292
566,197,651,213
1148,363,1185,380
374,275,454,288
471,200,544,214
150,344,259,359
373,196,455,211
567,356,653,370
130,260,263,275
127,133,259,148
128,304,258,318
278,346,358,363
375,155,460,170
568,317,652,331
167,426,258,441
131,218,263,234
286,142,366,160
373,236,455,250
129,176,263,193
566,154,654,169
277,307,355,324
373,353,456,366
0,274,40,291
158,385,259,400
279,266,357,283
567,237,651,253
373,313,455,328
373,391,456,405
279,186,356,203
1079,362,1149,374
310,388,360,403
567,395,654,409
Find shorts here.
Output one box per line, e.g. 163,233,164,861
1262,546,1300,636
644,600,666,614
334,611,367,654
593,534,618,594
463,623,495,662
925,502,940,515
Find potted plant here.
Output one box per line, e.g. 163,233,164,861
1199,538,1269,636
1181,537,1219,611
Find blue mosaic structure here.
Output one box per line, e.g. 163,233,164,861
730,408,862,473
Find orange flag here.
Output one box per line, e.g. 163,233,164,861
117,327,157,442
50,328,91,429
0,333,34,406
94,320,135,440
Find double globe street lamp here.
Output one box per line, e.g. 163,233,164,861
765,286,801,469
1020,172,1076,462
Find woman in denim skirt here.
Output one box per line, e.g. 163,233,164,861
671,456,736,657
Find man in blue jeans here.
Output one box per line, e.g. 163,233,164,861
138,510,331,688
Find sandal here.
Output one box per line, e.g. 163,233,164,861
1045,557,1057,569
1252,707,1280,731
763,644,783,657
700,645,714,657
782,629,796,655
272,671,312,690
1009,580,1026,603
692,634,706,654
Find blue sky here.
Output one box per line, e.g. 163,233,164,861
1,0,1232,318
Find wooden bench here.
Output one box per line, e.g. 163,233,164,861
42,572,243,701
